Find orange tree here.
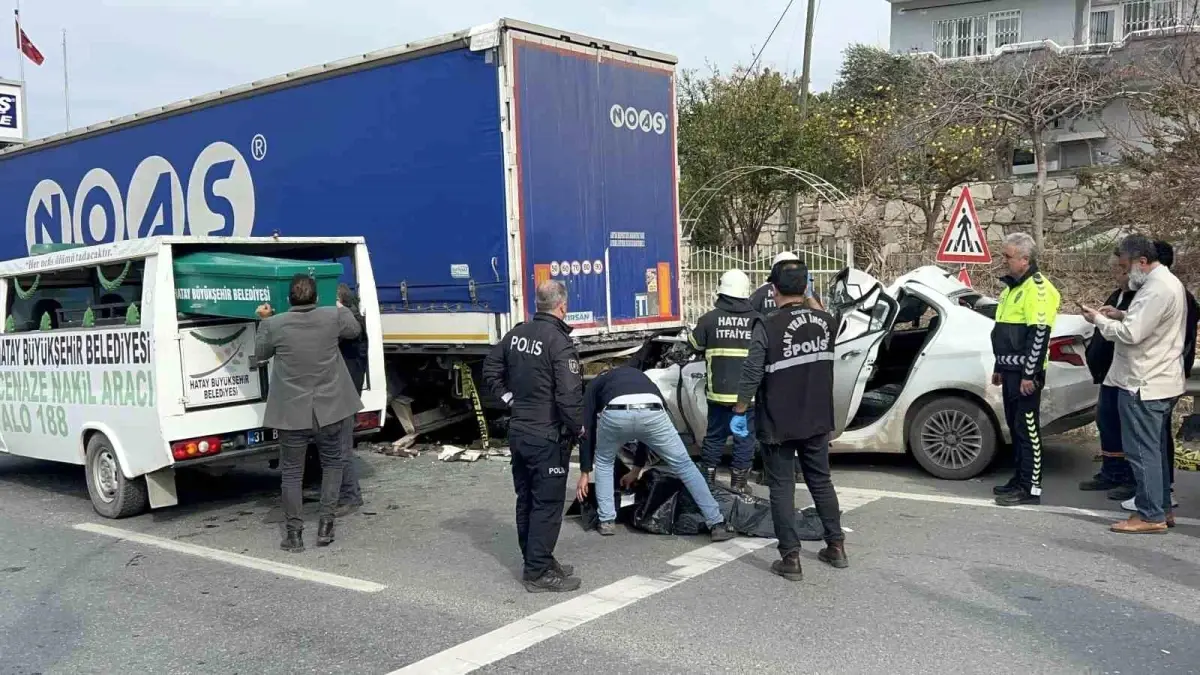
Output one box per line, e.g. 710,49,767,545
831,45,1012,250
678,65,849,246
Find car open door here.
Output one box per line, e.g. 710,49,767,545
827,268,899,436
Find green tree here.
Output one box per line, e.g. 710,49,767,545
831,46,1012,250
678,65,847,246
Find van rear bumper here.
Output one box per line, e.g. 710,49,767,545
170,428,380,468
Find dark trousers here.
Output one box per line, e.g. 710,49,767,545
1163,398,1178,487
701,401,756,470
1096,385,1134,486
280,416,349,532
1119,390,1174,522
338,422,362,505
1001,371,1045,495
762,434,844,556
510,431,570,581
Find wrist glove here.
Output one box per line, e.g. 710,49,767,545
730,413,750,439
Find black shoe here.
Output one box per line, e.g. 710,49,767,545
995,489,1041,507
730,468,750,494
1080,476,1121,491
523,569,582,593
281,530,304,553
771,551,803,581
316,517,335,546
551,558,575,577
710,522,735,542
335,500,363,517
818,541,849,569
701,464,717,488
993,477,1020,496
1107,485,1137,501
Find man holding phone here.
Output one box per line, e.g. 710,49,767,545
1079,254,1137,500
1079,235,1185,533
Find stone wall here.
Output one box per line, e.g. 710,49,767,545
754,172,1121,258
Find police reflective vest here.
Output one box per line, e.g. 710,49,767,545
690,296,759,404
990,266,1061,378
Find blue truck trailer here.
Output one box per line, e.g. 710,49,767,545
0,19,683,436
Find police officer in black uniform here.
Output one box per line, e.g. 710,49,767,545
482,280,584,593
732,263,847,581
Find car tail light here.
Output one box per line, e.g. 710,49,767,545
1049,336,1086,366
354,411,382,431
171,436,223,461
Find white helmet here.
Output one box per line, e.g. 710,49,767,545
717,269,752,299
772,251,800,266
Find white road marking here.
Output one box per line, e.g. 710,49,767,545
812,486,1200,528
389,495,882,675
73,522,387,593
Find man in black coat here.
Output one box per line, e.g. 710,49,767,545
336,283,368,515
1079,252,1137,499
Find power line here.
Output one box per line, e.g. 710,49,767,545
739,0,796,86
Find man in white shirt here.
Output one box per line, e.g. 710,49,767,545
1082,235,1185,534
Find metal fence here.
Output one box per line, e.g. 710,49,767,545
682,241,852,325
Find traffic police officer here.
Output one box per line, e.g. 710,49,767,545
749,251,799,314
690,269,759,492
991,232,1060,507
732,263,847,581
482,280,584,593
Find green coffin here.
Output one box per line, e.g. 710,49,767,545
173,252,344,319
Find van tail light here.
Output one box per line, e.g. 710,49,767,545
172,436,223,461
354,411,382,431
1049,336,1086,367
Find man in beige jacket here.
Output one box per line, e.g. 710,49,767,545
1082,235,1185,534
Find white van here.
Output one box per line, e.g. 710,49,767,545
0,236,386,518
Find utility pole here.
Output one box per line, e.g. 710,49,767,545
798,0,817,120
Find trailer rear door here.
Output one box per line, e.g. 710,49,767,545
506,28,681,335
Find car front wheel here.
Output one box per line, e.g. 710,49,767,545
907,396,997,480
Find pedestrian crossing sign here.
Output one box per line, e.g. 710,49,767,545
935,186,991,264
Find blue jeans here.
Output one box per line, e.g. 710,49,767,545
1117,389,1174,522
594,407,725,527
1096,385,1134,486
701,401,756,470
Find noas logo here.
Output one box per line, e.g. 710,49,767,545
609,104,667,135
25,140,256,252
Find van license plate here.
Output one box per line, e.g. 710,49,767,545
247,429,279,446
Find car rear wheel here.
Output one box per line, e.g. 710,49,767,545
908,396,997,480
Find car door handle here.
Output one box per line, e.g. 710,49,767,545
841,350,863,360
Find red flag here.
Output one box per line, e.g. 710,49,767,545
15,12,44,66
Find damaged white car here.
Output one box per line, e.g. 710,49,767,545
644,265,1098,480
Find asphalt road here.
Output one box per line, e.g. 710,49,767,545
1,434,1198,675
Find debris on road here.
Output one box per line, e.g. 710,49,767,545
437,445,511,462
361,439,424,458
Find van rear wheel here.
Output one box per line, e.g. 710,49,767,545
84,433,149,519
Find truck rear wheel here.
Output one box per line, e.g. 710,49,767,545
84,433,149,519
